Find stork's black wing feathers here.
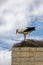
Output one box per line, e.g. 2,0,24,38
24,27,35,32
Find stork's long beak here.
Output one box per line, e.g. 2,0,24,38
16,30,17,34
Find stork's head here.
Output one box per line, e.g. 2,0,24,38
16,29,18,34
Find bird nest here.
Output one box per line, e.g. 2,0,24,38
13,39,43,47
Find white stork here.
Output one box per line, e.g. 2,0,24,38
16,27,35,41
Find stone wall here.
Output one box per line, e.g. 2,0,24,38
12,47,43,65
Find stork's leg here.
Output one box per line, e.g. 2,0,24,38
24,34,26,41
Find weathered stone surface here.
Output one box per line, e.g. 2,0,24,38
12,47,43,65
12,52,34,58
35,62,43,65
12,58,34,62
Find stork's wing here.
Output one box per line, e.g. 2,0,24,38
24,27,35,32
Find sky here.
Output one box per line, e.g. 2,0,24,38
0,0,43,65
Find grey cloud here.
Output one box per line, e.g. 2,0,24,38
0,0,7,4
0,18,5,25
29,0,43,15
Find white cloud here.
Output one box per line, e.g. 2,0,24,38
0,0,35,35
0,50,11,65
28,36,43,40
31,0,43,16
0,0,43,35
33,4,43,15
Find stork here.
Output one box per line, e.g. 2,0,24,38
16,27,35,41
